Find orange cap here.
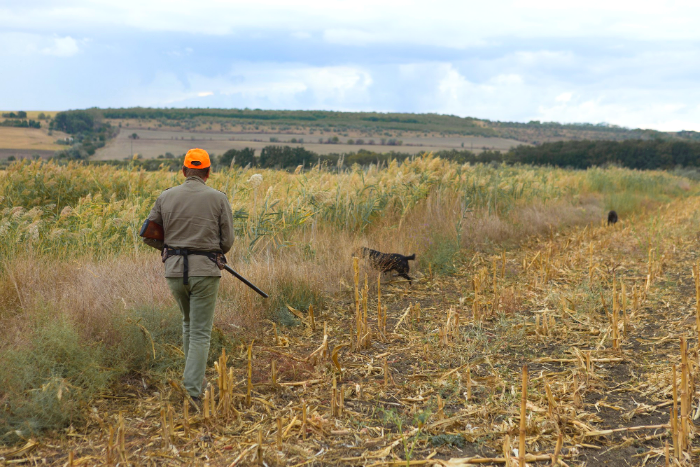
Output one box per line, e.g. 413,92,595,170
184,148,211,169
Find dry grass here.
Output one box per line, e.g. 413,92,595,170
2,159,700,465
4,193,700,465
0,127,67,151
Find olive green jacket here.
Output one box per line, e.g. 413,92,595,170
145,176,235,277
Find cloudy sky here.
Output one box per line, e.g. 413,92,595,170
1,0,699,131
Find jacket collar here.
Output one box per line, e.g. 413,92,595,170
184,176,206,185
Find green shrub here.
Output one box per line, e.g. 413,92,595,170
420,234,460,275
0,315,113,443
0,305,191,443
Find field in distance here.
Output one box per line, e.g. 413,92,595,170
0,128,70,160
95,120,524,160
4,108,697,163
0,111,68,160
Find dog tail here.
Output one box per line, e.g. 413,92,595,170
406,254,416,261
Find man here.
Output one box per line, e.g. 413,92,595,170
143,148,234,400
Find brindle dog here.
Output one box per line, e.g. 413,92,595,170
355,247,415,283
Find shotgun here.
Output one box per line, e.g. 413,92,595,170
140,219,269,298
223,265,269,298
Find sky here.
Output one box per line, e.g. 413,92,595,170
1,0,699,131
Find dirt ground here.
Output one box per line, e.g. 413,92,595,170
93,125,525,161
3,197,700,466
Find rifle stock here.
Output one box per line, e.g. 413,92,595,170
223,265,269,298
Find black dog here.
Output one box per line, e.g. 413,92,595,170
355,247,415,283
607,210,618,225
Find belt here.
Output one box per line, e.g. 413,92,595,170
163,247,220,285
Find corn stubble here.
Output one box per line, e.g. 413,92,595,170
3,160,700,464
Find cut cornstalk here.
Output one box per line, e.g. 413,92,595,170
107,426,114,465
545,381,556,418
209,387,216,419
308,304,316,332
354,257,361,349
167,404,174,442
695,262,700,352
466,366,472,402
612,279,619,351
276,418,282,449
331,376,338,417
118,411,126,462
552,432,563,467
671,406,679,460
203,388,210,421
492,257,499,314
257,429,263,466
353,256,360,311
363,275,370,348
272,322,280,346
588,243,594,282
621,280,629,336
161,406,170,448
377,273,382,336
384,358,391,387
519,365,528,467
503,435,512,467
246,341,254,407
183,398,190,437
473,277,480,322
301,401,307,440
680,337,689,452
582,423,670,437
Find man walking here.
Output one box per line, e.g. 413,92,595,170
143,148,234,400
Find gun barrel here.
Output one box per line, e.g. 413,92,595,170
223,265,269,298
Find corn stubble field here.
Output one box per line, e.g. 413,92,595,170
1,156,700,466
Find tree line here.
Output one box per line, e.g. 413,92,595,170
508,140,700,170
0,119,41,129
212,140,700,171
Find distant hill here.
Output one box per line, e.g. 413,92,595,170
6,107,695,163
79,107,698,144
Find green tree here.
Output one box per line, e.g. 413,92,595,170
54,111,94,134
220,148,256,168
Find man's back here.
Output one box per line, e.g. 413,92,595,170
148,176,234,277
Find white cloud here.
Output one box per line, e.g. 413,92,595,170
5,1,700,46
121,63,374,110
3,1,700,130
0,33,81,57
490,74,524,86
290,31,311,39
42,36,79,57
166,47,193,57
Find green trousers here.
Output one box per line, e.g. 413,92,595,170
166,276,220,398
